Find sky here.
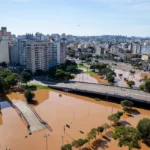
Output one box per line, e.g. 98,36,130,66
0,0,150,37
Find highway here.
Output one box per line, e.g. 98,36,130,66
48,82,150,104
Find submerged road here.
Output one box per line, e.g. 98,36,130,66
12,100,52,133
48,82,150,104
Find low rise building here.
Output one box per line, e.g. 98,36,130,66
0,27,11,43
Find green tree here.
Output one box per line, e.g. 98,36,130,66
107,76,115,83
108,113,121,126
121,100,134,112
139,84,145,91
102,123,109,132
127,81,135,88
61,144,72,150
137,118,150,144
21,71,32,84
87,128,97,140
80,57,86,63
145,79,150,92
0,61,7,68
72,139,87,150
0,77,8,93
5,73,18,88
113,126,140,150
138,79,150,92
24,90,35,103
97,126,104,135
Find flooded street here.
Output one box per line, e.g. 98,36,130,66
0,90,148,150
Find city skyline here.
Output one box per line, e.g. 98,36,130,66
1,0,150,37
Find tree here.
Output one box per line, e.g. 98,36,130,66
72,139,87,150
87,128,97,140
107,76,115,83
24,90,35,103
0,61,7,68
121,100,134,111
5,73,18,88
102,123,109,132
127,81,135,88
145,79,150,92
137,118,150,144
108,113,121,126
139,84,145,91
0,77,8,94
113,126,140,150
80,57,86,63
138,79,150,93
61,144,72,150
21,71,32,84
97,126,104,135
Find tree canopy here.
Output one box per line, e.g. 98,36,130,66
139,78,150,93
127,81,135,88
97,126,104,135
87,128,97,140
121,100,133,109
61,144,72,150
72,139,87,149
48,60,77,80
24,90,35,103
21,71,32,84
113,126,140,150
0,61,7,68
108,112,123,125
137,118,150,144
0,70,18,93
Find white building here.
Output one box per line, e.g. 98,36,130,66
0,40,9,64
95,45,106,56
26,40,64,73
56,42,66,64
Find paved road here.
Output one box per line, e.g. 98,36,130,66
12,100,47,133
48,82,150,103
72,74,98,83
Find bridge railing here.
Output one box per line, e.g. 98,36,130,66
25,103,53,132
10,101,31,134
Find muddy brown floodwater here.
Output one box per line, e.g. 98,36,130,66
0,90,149,150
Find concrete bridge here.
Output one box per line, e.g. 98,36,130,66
12,100,52,133
48,81,150,104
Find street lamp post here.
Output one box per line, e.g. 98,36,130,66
44,134,49,150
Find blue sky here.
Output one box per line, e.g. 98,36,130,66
1,0,150,36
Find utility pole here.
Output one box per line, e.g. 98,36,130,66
61,136,64,146
44,134,49,150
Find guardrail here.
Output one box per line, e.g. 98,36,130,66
10,101,31,134
25,102,53,132
49,84,150,104
46,80,149,94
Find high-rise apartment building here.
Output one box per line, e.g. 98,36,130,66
10,42,20,64
56,42,66,64
18,39,27,66
25,40,62,73
0,40,9,63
